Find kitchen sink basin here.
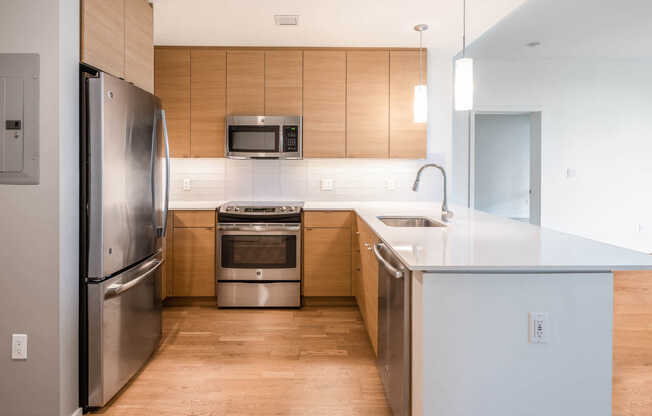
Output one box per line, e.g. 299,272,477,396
377,216,447,228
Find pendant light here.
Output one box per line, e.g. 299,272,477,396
413,24,428,123
454,0,474,111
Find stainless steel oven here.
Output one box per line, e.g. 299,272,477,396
225,115,302,159
217,202,303,307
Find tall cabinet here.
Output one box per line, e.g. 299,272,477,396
302,51,347,158
81,0,154,93
191,49,226,158
346,51,390,158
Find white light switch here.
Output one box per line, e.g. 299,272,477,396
183,178,191,191
565,168,577,179
529,312,549,344
320,178,334,191
12,334,27,360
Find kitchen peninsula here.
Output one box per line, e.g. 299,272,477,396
168,200,652,416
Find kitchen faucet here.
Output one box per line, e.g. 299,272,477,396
412,163,454,222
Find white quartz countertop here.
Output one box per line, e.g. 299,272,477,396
170,200,652,272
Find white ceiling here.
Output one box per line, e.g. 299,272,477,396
466,0,652,59
153,0,527,54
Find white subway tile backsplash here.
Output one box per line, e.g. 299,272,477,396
169,155,446,203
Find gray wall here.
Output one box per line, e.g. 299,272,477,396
474,114,531,219
0,1,79,415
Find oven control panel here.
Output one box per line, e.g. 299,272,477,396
283,126,299,152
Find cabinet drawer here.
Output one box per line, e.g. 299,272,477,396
173,210,215,228
304,211,352,228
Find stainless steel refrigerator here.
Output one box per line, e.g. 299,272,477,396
80,70,170,409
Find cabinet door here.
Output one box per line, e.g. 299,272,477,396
303,51,346,158
81,0,125,78
227,50,265,115
125,0,154,93
346,51,389,158
390,50,427,159
265,50,302,116
356,215,379,355
191,49,226,157
304,227,352,296
155,48,190,157
172,227,215,297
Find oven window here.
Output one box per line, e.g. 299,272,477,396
221,235,296,269
228,126,279,152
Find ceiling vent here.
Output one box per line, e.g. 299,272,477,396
274,15,299,26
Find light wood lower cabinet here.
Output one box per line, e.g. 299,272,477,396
303,211,352,297
304,227,352,296
169,210,216,297
356,214,379,355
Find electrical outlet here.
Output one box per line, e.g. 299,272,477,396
565,168,577,179
183,178,191,191
12,334,27,360
529,312,549,344
385,178,396,191
320,178,334,191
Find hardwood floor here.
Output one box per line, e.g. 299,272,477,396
93,304,390,416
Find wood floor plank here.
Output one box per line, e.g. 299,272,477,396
92,305,390,416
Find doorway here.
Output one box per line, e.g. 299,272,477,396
470,112,541,225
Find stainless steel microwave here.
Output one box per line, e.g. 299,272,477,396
225,115,302,159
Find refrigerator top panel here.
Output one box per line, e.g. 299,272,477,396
87,72,162,280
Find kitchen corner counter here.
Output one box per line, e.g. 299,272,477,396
169,201,224,210
171,200,652,273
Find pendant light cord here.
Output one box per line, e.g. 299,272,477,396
462,0,467,57
419,30,423,84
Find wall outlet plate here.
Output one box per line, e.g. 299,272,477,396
320,178,334,191
183,178,191,191
529,312,549,344
385,178,396,191
12,334,27,360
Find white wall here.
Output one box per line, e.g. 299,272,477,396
474,114,531,219
0,1,79,415
455,57,652,253
417,272,613,416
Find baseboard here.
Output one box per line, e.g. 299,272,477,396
163,296,217,307
303,296,357,306
71,408,83,416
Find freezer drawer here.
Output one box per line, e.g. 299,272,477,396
87,251,163,407
218,282,301,307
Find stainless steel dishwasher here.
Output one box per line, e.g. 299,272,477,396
373,242,411,415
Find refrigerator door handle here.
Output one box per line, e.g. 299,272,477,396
158,109,171,237
104,258,163,299
373,243,404,279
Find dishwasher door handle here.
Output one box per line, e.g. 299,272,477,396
373,243,404,279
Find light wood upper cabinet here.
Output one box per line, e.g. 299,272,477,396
346,50,389,158
303,51,347,158
81,0,125,78
155,48,190,157
227,50,265,115
390,50,427,159
125,0,154,93
304,226,352,297
191,49,226,157
265,51,302,116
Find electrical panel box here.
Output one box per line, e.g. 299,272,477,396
0,54,39,184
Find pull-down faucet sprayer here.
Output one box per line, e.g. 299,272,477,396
412,163,454,222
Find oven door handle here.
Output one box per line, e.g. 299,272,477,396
218,224,301,232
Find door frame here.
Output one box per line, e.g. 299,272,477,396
468,106,542,225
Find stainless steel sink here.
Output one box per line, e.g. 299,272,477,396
377,216,447,228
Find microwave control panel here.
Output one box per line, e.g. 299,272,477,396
283,126,299,152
